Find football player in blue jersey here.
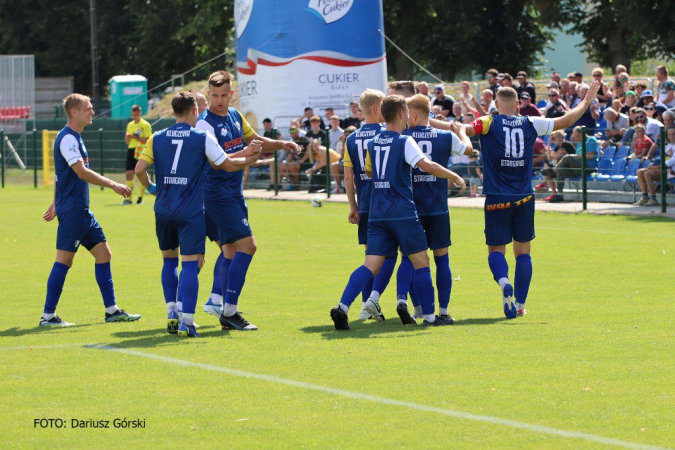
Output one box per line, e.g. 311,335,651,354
41,94,140,326
330,95,466,330
196,71,300,331
395,94,474,324
464,82,601,318
343,89,398,322
135,91,260,337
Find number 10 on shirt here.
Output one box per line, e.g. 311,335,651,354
503,128,524,158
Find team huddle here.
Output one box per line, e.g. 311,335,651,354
41,70,602,335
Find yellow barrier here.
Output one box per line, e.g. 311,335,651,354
42,130,57,188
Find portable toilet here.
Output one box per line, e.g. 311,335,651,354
109,75,148,119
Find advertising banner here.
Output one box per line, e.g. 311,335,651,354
234,0,387,130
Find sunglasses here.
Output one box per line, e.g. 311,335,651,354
486,75,493,79
593,74,602,77
289,128,298,132
645,107,655,110
635,115,645,120
548,94,558,97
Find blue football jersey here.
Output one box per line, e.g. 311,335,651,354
343,123,384,213
146,123,226,220
53,126,89,214
471,115,554,195
196,108,255,199
403,125,466,215
365,131,426,221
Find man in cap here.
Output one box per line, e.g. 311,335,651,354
516,71,536,102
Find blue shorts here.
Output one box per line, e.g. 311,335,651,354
205,209,219,242
366,218,427,257
56,209,106,253
204,195,252,245
156,213,206,255
419,213,451,250
484,194,535,246
357,212,369,245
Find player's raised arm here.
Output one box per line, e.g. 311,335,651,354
552,80,601,131
449,121,474,155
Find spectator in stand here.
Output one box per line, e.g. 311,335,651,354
284,124,311,190
645,101,661,123
655,66,675,109
195,92,208,114
567,81,579,107
545,89,567,119
500,73,514,88
243,117,281,190
468,150,482,198
631,124,653,159
571,84,600,134
357,108,365,127
620,108,662,145
342,100,361,129
289,119,306,137
602,108,629,144
635,127,675,206
559,79,571,103
305,138,343,193
549,126,599,202
592,68,612,107
431,105,443,117
419,81,433,99
459,81,474,114
533,137,547,167
634,81,649,107
515,71,536,101
616,90,637,115
537,129,576,197
518,92,541,116
432,84,456,118
573,71,583,84
305,115,329,149
486,68,501,97
480,89,496,112
328,115,344,151
551,72,562,84
324,107,335,123
300,107,326,130
566,72,576,81
546,81,559,91
451,103,463,122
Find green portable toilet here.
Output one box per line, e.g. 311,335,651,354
109,75,148,119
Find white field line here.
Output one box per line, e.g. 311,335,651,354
82,344,669,450
0,343,94,351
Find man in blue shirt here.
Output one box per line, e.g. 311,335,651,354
196,71,300,331
135,91,260,337
41,94,140,326
330,95,466,330
464,83,601,319
396,94,473,324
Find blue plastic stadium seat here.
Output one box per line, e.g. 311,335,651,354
536,100,547,109
607,158,627,181
595,158,614,181
612,158,638,181
601,145,616,160
615,145,630,159
595,118,607,139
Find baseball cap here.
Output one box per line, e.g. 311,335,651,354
496,73,505,79
640,90,654,98
434,84,444,91
624,90,637,97
546,81,559,89
520,92,531,99
574,71,583,77
516,71,527,78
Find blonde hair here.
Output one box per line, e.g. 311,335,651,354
592,67,604,76
63,93,90,119
551,129,565,141
495,87,517,105
406,94,431,116
360,89,385,114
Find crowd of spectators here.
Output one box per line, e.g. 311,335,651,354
247,65,674,202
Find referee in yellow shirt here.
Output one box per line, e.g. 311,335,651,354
124,105,152,204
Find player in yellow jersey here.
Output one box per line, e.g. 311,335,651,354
124,105,152,204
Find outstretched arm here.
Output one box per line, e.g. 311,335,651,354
417,158,466,194
553,81,601,131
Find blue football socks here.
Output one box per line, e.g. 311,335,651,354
396,256,414,302
210,252,224,301
224,252,253,306
514,254,533,305
434,254,452,311
361,277,374,304
95,262,117,309
179,261,200,315
161,257,179,305
44,262,70,314
218,256,233,303
370,255,396,300
413,267,435,315
340,265,374,310
488,251,510,287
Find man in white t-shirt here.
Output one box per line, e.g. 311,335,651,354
656,66,675,109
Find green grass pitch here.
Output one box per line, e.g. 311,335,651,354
0,186,673,449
